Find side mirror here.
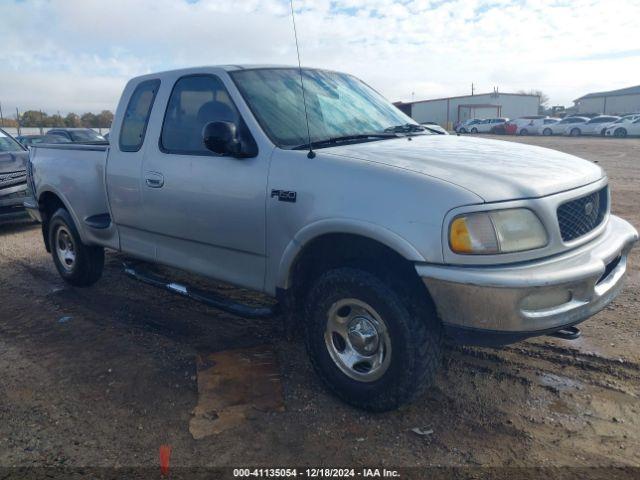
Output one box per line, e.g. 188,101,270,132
202,121,241,156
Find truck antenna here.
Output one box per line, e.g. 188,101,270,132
289,0,315,159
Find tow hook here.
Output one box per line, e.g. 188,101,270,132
549,326,581,340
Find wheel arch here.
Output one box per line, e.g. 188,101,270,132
276,219,426,292
38,188,84,251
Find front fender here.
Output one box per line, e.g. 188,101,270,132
275,218,426,290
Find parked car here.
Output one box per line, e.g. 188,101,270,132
455,119,481,133
46,128,107,143
540,116,589,136
469,118,508,134
16,134,71,147
535,118,561,135
420,122,448,135
565,115,620,136
510,116,551,135
25,65,638,411
604,114,640,137
0,128,29,220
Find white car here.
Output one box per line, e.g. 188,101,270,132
469,118,508,134
534,118,561,135
540,116,589,136
509,116,546,135
565,115,620,136
604,114,640,137
455,119,482,133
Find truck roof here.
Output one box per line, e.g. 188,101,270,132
128,64,336,83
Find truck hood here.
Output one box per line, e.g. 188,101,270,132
0,151,28,174
325,135,604,202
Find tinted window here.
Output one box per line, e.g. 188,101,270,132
120,79,160,152
161,75,239,154
49,131,71,139
70,129,105,142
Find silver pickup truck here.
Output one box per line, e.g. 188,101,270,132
25,66,638,411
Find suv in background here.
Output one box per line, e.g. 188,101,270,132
46,128,107,143
541,117,589,136
0,128,29,220
565,115,620,136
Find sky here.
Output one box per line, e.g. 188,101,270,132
1,0,639,116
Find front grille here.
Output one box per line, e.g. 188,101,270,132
557,186,608,242
0,171,27,189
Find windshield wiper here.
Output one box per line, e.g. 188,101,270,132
291,133,398,150
384,123,427,134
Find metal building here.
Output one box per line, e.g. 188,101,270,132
395,91,540,129
573,85,640,115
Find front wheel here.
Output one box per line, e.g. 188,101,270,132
542,128,552,136
470,127,478,134
49,208,104,287
519,128,528,135
614,128,627,138
304,268,442,411
570,128,581,136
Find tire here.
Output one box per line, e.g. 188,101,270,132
614,128,627,138
459,128,467,134
519,128,528,136
48,208,104,287
542,128,552,136
303,267,442,412
470,127,478,134
570,128,581,136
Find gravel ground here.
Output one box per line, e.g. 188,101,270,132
0,135,638,476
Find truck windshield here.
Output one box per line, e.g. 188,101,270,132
230,68,424,149
0,129,25,152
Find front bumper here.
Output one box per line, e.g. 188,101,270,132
417,215,638,343
0,183,29,219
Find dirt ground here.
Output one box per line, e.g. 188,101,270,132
0,135,639,476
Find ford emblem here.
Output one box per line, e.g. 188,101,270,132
584,201,594,216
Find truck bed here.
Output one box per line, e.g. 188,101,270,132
30,143,119,249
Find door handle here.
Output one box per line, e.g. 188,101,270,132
145,171,164,188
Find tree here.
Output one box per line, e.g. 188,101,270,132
80,112,98,128
64,113,81,127
96,110,114,128
19,110,47,127
518,89,550,114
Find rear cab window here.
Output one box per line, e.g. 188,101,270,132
119,79,161,152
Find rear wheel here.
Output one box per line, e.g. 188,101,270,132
570,127,581,136
519,128,528,135
49,208,104,287
470,127,478,134
614,128,627,138
542,128,552,136
304,267,442,411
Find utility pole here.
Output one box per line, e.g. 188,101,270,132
0,101,4,128
40,110,45,134
16,107,21,136
471,83,475,96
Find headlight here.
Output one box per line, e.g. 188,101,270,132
449,208,547,254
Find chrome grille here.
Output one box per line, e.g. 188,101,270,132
557,186,608,242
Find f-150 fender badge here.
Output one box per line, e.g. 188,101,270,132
271,189,297,203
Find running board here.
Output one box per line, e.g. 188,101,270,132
123,263,277,319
